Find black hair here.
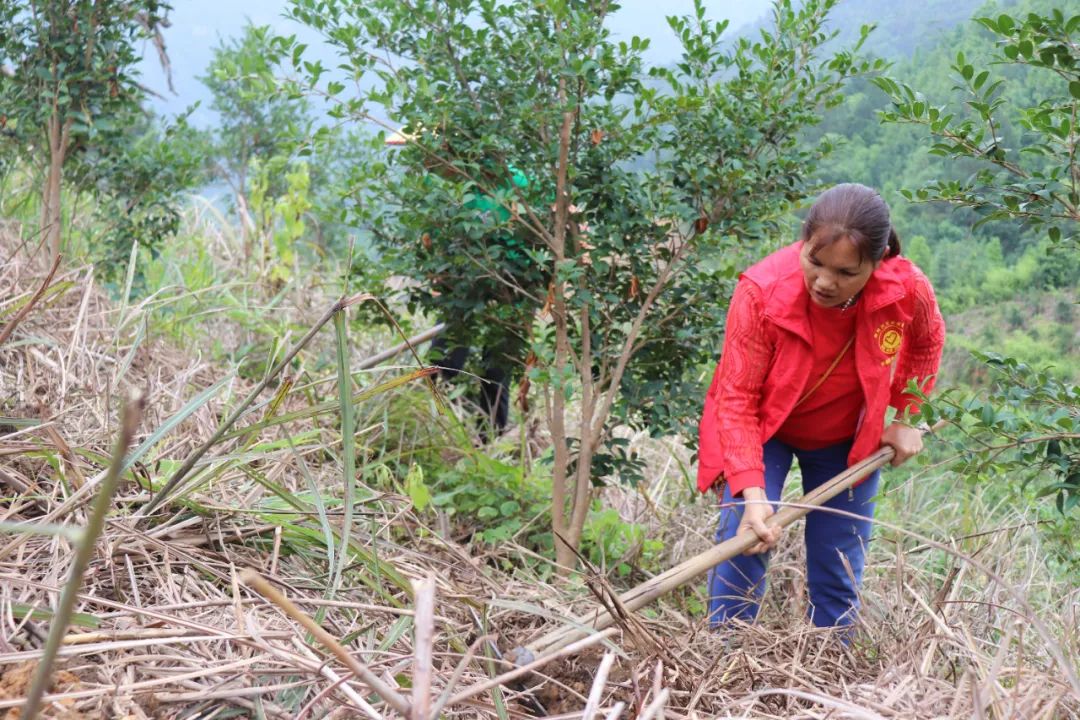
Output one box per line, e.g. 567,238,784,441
801,183,901,262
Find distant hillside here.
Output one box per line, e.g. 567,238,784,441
819,0,996,58
742,0,1003,59
941,290,1080,385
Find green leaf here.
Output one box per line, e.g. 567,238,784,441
286,432,335,575
11,603,100,629
0,416,42,429
332,307,355,591
122,374,234,475
1070,81,1080,100
405,464,431,511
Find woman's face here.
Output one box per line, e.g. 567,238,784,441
799,234,879,308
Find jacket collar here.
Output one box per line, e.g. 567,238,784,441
861,254,909,312
748,242,909,343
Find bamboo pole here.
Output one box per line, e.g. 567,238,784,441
524,429,939,659
241,569,412,716
356,324,444,371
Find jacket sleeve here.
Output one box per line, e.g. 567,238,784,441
890,271,946,415
697,279,775,495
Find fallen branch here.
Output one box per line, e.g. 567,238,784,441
411,575,435,720
0,252,62,347
240,568,413,717
357,323,444,371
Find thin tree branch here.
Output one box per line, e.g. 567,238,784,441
0,252,61,346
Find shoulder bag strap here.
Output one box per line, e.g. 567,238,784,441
793,334,856,410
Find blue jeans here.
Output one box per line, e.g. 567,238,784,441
706,437,880,629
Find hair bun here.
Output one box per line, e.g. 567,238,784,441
801,184,897,262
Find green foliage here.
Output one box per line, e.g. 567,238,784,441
0,0,168,147
871,6,1078,245
0,0,198,265
412,454,663,579
87,112,208,276
430,455,551,549
282,0,879,455
403,463,431,511
200,22,312,198
199,24,380,257
248,156,313,283
580,507,663,578
874,4,1080,563
368,388,662,578
916,352,1080,516
302,126,384,252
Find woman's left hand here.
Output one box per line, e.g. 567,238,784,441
880,421,923,466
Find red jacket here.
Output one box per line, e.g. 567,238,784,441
697,242,946,495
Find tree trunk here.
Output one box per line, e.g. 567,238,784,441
41,113,68,263
565,425,595,554
559,232,693,566
550,74,578,574
564,266,598,556
550,367,572,571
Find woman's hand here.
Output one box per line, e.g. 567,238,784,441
881,421,924,466
737,487,780,555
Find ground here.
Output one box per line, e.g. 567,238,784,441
0,232,1077,718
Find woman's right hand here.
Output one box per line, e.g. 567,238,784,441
737,487,780,555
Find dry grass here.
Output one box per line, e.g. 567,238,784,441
1,225,1078,719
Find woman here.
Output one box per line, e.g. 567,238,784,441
697,183,946,631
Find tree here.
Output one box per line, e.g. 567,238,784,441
200,23,314,262
873,6,1080,545
284,0,880,571
86,110,207,276
0,0,171,263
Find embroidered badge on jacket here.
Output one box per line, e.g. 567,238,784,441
874,320,904,365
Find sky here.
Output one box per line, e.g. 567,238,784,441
138,0,774,127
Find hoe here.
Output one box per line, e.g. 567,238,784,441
515,426,942,664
